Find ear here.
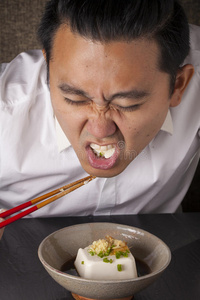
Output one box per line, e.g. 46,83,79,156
170,64,194,107
42,49,47,61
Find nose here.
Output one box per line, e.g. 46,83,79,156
86,104,117,139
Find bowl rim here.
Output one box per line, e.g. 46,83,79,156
38,222,171,284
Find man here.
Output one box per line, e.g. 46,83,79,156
0,0,199,228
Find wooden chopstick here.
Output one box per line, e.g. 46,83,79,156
0,175,96,228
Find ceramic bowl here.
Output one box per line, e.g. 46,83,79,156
38,222,171,299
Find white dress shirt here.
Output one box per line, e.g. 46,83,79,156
0,25,200,216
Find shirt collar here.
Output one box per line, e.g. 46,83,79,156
55,110,173,152
160,110,173,135
55,118,71,152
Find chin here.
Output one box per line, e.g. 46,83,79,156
81,162,128,178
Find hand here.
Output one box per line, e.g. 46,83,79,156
0,209,6,240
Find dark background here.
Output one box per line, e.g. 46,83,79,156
0,0,199,211
0,0,200,63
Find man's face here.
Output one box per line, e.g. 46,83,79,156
49,26,174,177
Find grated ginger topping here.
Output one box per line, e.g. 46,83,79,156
88,236,129,256
89,239,109,255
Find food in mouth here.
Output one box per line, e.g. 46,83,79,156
74,236,138,280
90,143,115,158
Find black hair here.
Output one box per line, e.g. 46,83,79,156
38,0,190,93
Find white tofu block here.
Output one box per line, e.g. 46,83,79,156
74,246,138,280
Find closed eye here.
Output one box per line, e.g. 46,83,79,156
64,97,90,106
114,104,142,112
64,97,142,112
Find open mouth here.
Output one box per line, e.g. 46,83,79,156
86,143,119,170
90,143,115,158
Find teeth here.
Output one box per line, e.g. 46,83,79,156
101,146,107,151
104,148,115,158
90,143,115,158
90,143,101,150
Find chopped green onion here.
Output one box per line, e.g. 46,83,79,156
117,264,122,272
98,251,104,258
103,258,113,263
115,250,130,259
115,252,121,259
81,261,84,265
104,247,112,256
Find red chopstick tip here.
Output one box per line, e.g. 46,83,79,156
0,206,38,228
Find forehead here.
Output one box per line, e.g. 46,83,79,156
50,25,164,93
51,25,160,67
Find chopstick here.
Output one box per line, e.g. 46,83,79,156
0,175,96,228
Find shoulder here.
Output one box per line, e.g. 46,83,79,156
0,50,47,108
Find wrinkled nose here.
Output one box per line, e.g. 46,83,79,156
86,104,117,139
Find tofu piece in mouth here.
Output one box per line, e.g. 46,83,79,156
74,236,138,280
90,143,115,158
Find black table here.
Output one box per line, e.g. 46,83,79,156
0,213,200,300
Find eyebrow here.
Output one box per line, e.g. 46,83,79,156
107,90,150,102
58,82,150,102
58,83,90,98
